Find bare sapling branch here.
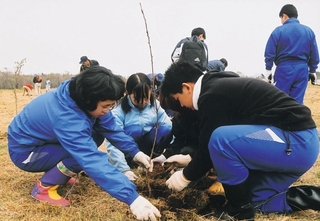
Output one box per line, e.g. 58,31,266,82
139,3,160,197
13,58,27,115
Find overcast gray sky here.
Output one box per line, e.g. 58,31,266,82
1,0,319,77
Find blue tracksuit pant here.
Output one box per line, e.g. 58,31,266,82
124,124,172,156
107,124,172,172
208,125,319,213
9,126,105,174
9,143,83,173
274,61,309,104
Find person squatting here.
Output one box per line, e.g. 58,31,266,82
8,66,161,221
8,63,320,221
159,61,320,220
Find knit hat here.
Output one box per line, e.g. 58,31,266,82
279,4,298,18
191,27,206,39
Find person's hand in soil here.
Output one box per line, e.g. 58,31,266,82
152,154,166,165
166,170,191,191
133,151,153,172
130,196,161,221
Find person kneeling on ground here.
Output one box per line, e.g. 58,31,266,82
106,72,172,181
160,61,320,220
153,95,224,194
7,66,161,221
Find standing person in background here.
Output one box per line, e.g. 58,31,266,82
46,78,51,92
33,74,42,96
79,56,99,72
106,73,172,181
207,58,228,72
7,66,160,221
264,4,319,104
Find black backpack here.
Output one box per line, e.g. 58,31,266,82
179,36,208,71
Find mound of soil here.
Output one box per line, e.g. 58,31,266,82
134,163,226,219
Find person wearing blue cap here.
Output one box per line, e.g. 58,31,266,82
154,73,163,94
147,73,164,97
79,56,99,72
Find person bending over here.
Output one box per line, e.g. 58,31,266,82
8,66,161,221
160,61,320,220
106,72,172,181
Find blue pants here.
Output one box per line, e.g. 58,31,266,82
274,62,309,104
208,125,319,213
124,124,172,156
107,124,172,171
9,143,83,173
9,126,104,174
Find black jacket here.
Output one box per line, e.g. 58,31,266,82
80,59,99,72
183,71,316,181
163,110,199,159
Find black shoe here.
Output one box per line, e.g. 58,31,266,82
213,205,254,221
221,180,255,220
287,185,320,212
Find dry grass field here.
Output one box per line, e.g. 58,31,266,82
0,84,320,221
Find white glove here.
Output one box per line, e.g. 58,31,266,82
133,151,153,172
166,170,191,191
152,154,166,165
165,154,192,167
130,196,161,221
123,170,138,181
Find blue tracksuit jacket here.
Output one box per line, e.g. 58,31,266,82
7,79,141,205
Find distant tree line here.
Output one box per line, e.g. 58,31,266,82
0,71,75,89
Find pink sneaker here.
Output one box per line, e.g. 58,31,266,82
31,180,70,207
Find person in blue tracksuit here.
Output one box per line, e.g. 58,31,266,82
107,72,172,181
7,66,161,221
264,4,319,104
160,62,320,220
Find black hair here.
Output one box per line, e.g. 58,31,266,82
279,4,298,18
220,58,228,67
191,27,206,39
121,72,155,113
69,65,125,111
160,61,203,98
159,93,192,116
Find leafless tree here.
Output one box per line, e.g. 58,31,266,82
13,58,27,114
